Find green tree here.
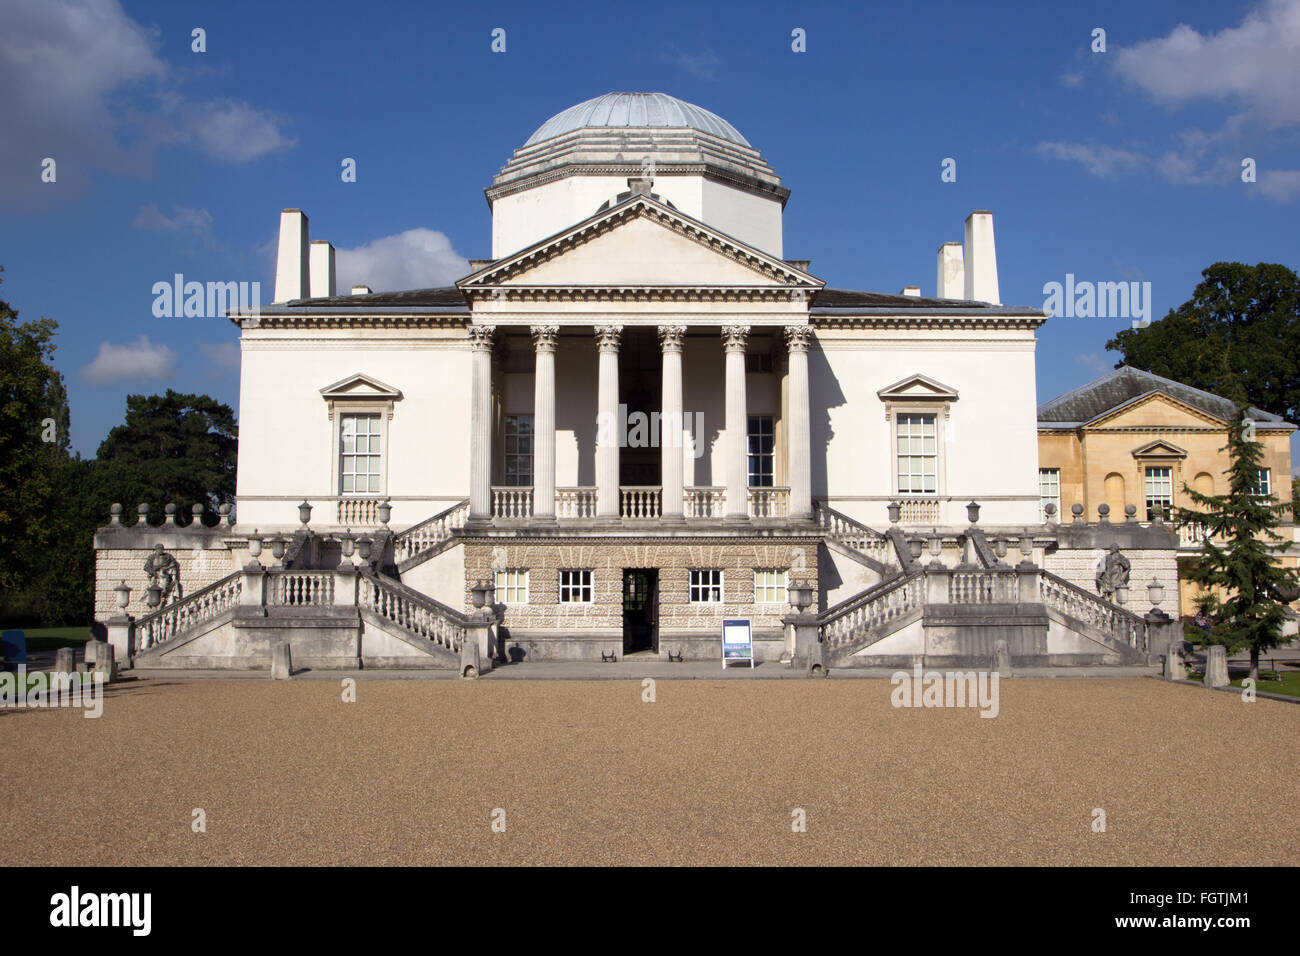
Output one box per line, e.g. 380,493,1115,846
1106,262,1300,424
0,267,72,594
1175,407,1297,682
90,390,237,522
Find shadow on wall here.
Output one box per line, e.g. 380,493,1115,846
809,343,847,500
816,541,844,613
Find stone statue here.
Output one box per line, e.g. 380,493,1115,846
1094,544,1130,601
143,544,183,606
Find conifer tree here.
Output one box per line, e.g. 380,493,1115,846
1175,407,1297,681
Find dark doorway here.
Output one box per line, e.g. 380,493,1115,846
618,327,662,487
622,569,658,655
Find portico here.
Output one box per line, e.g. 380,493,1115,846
467,320,815,525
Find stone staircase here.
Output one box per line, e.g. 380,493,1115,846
392,500,470,572
816,561,1156,667
814,503,896,574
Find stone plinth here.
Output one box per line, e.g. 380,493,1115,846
1204,644,1229,688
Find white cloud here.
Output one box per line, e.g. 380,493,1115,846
665,44,721,80
1076,353,1113,376
334,229,469,293
132,203,213,235
199,342,240,371
81,335,176,385
1037,3,1300,202
1060,72,1083,88
0,0,292,206
175,99,296,164
1034,142,1148,178
1113,0,1300,128
1258,169,1300,202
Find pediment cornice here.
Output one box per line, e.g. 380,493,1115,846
459,196,822,296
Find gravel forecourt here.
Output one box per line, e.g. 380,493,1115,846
1,677,1294,866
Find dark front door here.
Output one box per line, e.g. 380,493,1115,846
622,569,658,654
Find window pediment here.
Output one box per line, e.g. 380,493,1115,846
320,373,402,421
1131,439,1188,459
876,373,959,403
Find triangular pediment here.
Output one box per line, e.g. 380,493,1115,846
1085,391,1224,430
876,373,959,402
458,196,822,294
1131,439,1189,459
319,373,403,401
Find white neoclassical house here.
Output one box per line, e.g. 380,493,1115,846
95,93,1179,672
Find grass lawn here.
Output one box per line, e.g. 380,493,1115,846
0,626,93,654
1185,667,1300,698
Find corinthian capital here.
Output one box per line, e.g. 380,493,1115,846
721,324,750,353
468,325,496,351
531,325,559,351
657,324,688,352
594,324,623,353
784,324,814,352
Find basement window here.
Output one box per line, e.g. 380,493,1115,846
689,569,724,603
559,570,593,604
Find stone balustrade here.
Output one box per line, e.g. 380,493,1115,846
556,487,598,519
337,497,381,526
747,487,790,518
392,500,470,565
492,486,533,519
684,487,725,519
268,571,336,607
621,486,662,519
898,497,941,523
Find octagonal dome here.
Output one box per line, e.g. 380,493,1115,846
524,92,751,147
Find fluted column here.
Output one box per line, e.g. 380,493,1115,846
659,325,687,522
722,325,750,522
468,325,496,521
531,326,558,521
594,325,623,519
785,325,814,520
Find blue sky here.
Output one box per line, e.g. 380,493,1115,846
2,0,1298,458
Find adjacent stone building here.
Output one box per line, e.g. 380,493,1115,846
1037,366,1298,616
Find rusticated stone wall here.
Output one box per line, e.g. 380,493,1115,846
93,523,243,624
1041,546,1179,617
463,536,818,632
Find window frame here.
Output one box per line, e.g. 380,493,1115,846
558,569,593,604
320,374,401,500
747,415,775,488
1038,468,1061,522
1144,465,1174,522
894,411,939,496
753,569,789,604
494,569,530,605
689,569,724,604
1254,467,1272,498
503,414,534,488
338,412,384,496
